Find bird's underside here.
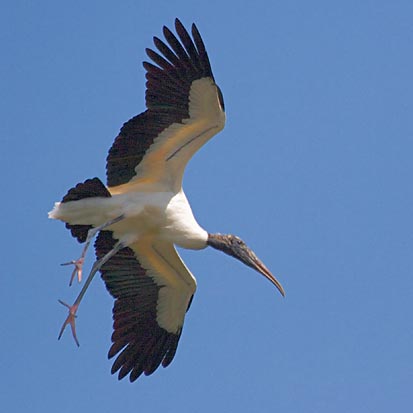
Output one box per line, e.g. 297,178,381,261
49,18,284,383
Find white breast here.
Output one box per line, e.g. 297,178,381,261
162,189,208,250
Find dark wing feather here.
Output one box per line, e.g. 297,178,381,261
175,21,202,69
95,231,182,382
106,18,216,187
105,110,179,187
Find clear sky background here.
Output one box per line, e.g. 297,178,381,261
2,1,412,412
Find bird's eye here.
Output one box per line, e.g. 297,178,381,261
233,236,245,246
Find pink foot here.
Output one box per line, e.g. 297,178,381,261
58,300,80,347
61,257,84,286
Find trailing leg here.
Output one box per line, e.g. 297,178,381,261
62,214,125,285
58,240,126,346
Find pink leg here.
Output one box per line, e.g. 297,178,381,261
61,258,85,286
61,215,125,286
58,300,80,347
58,239,125,346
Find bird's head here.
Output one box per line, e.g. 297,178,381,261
207,233,285,297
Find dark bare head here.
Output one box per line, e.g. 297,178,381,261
207,233,285,297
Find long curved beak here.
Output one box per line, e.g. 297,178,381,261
252,257,285,297
236,244,285,297
207,233,285,297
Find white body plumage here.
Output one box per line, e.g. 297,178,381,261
49,188,208,250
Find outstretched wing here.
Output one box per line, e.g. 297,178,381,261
95,230,196,382
106,18,225,194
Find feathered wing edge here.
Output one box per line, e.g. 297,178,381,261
106,18,220,187
95,231,188,382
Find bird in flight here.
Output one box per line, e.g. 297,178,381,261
49,18,285,382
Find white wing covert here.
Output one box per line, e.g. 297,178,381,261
95,230,196,382
106,19,225,194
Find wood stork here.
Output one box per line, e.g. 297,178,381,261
49,18,285,382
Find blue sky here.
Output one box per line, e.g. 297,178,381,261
2,1,412,412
